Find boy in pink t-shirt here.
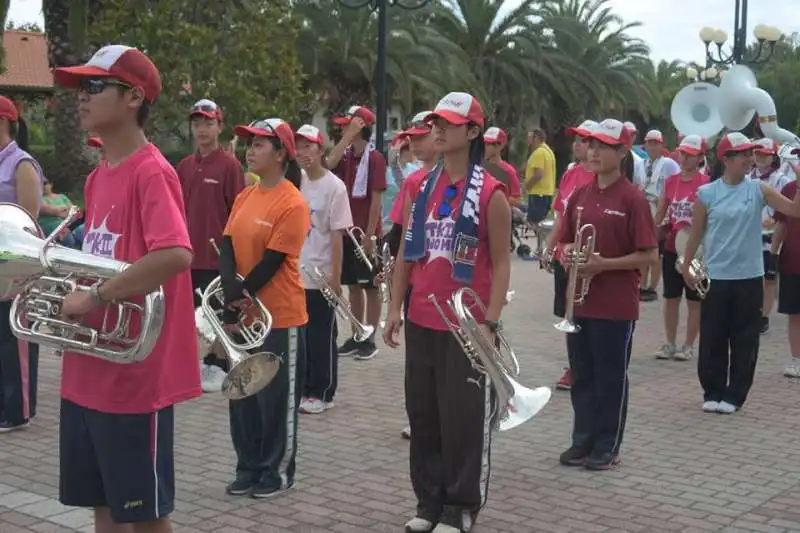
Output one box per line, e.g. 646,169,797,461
484,127,521,205
53,46,199,532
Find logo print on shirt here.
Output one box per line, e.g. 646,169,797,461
82,215,121,258
670,196,693,225
424,210,456,264
604,209,625,217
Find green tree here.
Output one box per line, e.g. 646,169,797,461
90,0,306,144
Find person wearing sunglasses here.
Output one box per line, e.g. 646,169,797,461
383,92,511,533
52,45,200,533
220,118,310,499
176,99,245,392
682,133,800,416
326,105,387,361
0,95,42,434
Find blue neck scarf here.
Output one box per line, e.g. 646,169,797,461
403,163,485,283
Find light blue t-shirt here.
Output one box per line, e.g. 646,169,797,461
697,177,766,280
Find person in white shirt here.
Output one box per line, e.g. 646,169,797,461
750,138,793,334
639,129,681,301
295,125,354,414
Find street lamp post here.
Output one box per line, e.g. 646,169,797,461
698,0,782,67
338,0,430,154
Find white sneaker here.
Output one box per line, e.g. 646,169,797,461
783,361,800,378
401,425,411,439
299,398,333,414
404,517,434,532
432,525,460,533
717,401,738,414
702,401,719,412
673,345,693,361
201,365,227,393
655,343,676,360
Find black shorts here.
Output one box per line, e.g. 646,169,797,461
763,251,777,281
59,399,175,523
778,273,800,315
526,195,552,224
662,251,701,301
552,260,567,318
341,234,380,288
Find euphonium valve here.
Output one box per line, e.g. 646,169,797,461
554,207,596,334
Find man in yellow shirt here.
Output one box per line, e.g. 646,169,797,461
524,128,556,229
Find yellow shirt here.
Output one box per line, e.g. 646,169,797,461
524,143,556,196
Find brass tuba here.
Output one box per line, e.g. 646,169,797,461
429,288,551,432
301,264,374,342
674,228,710,298
555,207,596,334
0,204,164,363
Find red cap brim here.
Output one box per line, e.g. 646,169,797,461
755,149,776,155
190,111,217,120
233,125,277,138
566,127,592,137
424,110,470,126
678,147,702,156
590,132,625,146
333,117,352,126
53,66,116,88
405,126,431,136
295,133,322,145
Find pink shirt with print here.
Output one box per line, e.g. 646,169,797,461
61,143,201,414
407,170,505,331
389,167,429,225
662,171,709,253
552,164,594,260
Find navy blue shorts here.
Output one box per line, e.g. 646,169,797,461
59,399,175,523
527,195,552,223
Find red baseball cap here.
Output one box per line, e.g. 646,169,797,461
53,45,162,103
295,124,324,146
588,119,633,147
425,92,485,128
566,120,597,137
189,99,223,121
233,118,297,159
644,129,665,143
716,132,756,159
404,110,433,136
87,136,104,149
333,105,376,127
484,127,507,144
0,96,19,122
753,137,778,155
676,134,706,156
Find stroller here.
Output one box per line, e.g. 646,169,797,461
511,205,531,257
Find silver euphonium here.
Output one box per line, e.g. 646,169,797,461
429,287,551,432
375,242,394,303
197,239,280,399
301,264,374,342
0,204,164,363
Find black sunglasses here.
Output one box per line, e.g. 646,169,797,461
436,184,459,219
79,78,131,95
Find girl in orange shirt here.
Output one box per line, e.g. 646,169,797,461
218,118,311,499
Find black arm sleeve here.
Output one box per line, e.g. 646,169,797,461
219,236,237,283
242,249,287,295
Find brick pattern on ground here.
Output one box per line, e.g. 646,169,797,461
1,259,799,532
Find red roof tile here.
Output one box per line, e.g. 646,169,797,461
0,31,52,91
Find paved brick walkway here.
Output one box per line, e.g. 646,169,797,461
2,259,800,532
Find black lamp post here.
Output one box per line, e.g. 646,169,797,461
338,0,430,154
699,0,782,67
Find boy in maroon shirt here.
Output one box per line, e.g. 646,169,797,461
773,180,800,377
558,118,658,470
176,99,245,391
326,105,387,360
53,45,200,533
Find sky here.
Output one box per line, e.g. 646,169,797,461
7,0,800,65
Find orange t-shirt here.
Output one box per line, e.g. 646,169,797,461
224,179,310,328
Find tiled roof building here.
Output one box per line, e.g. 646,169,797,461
0,31,53,93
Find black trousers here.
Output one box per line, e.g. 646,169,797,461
698,277,763,407
405,321,492,531
567,318,634,456
304,290,337,402
0,300,39,423
229,326,306,490
191,269,228,371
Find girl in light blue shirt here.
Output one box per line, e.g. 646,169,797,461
682,133,800,416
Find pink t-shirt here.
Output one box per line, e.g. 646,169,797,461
497,160,521,199
407,170,505,331
61,143,201,414
662,171,709,253
552,164,594,260
389,167,429,225
300,169,353,288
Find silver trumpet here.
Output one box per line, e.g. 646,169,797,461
674,228,710,298
555,207,596,334
345,226,376,271
374,242,394,303
430,287,551,432
197,239,280,399
0,203,164,363
301,264,374,342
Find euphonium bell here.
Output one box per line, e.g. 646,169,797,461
0,203,164,363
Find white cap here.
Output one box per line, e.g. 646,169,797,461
295,124,323,145
644,129,664,142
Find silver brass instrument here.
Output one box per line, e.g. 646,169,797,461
429,288,551,432
375,242,394,303
345,226,375,271
674,228,710,298
555,207,596,334
198,239,279,399
301,264,374,342
1,203,164,363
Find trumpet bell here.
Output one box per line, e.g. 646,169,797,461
670,82,724,139
222,352,281,400
499,381,552,432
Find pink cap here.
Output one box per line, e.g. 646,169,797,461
753,138,778,155
295,124,324,145
677,134,706,156
483,127,507,144
716,132,756,159
425,92,485,128
333,105,376,127
233,118,297,159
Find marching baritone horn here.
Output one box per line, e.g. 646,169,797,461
429,288,551,432
345,226,376,271
554,207,596,334
0,203,165,363
674,228,710,299
301,264,374,342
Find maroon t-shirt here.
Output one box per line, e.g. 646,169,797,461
559,176,658,321
775,181,800,275
333,148,387,236
176,148,245,270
